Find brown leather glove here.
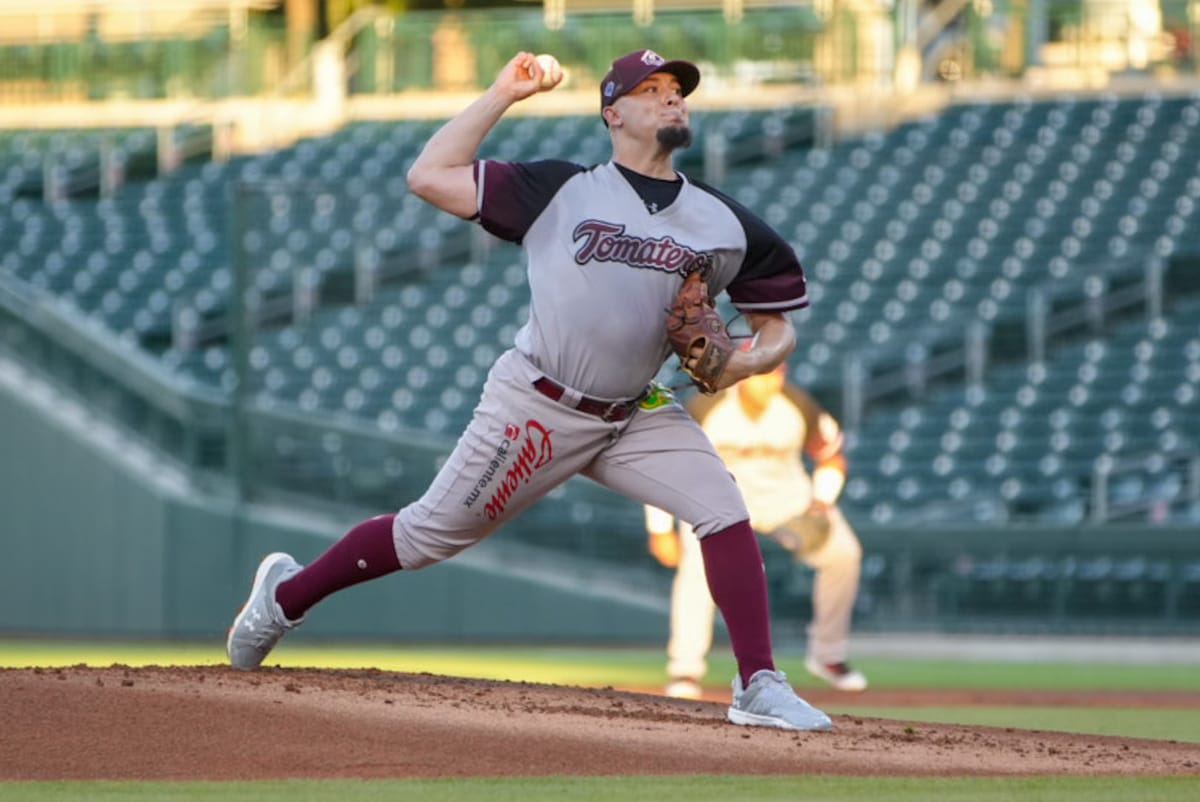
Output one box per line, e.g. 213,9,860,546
665,270,734,394
774,506,833,559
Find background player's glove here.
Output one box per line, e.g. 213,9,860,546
774,506,833,559
665,270,734,394
648,529,681,568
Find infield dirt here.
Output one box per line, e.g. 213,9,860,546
2,665,1198,780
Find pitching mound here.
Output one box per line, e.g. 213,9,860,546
2,665,1197,780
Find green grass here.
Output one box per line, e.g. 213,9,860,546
3,642,1199,694
846,658,1200,692
0,642,671,686
823,705,1200,743
1,776,1198,802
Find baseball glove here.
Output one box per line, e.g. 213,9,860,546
774,507,833,559
665,270,734,394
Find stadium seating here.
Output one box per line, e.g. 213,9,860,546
0,25,240,101
4,94,1199,533
843,297,1200,523
779,94,1200,386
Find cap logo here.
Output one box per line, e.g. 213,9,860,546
640,50,665,67
604,80,616,98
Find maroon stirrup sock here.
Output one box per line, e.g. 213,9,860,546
700,520,776,687
274,514,402,621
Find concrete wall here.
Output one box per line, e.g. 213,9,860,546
0,359,669,643
3,353,1196,643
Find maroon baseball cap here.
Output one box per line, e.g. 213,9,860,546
600,49,700,118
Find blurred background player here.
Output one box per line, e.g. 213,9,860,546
646,362,868,697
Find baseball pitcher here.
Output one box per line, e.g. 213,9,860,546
227,49,833,731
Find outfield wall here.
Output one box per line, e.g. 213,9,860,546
2,350,1198,642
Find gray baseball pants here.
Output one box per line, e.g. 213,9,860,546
391,348,750,569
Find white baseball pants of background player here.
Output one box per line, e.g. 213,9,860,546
667,509,862,683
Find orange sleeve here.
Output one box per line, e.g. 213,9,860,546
780,384,845,466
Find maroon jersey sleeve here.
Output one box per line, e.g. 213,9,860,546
473,159,587,244
690,178,808,312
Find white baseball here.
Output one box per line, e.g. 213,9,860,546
535,53,563,89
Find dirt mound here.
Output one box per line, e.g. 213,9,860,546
2,665,1197,780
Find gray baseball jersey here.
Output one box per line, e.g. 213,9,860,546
391,158,809,569
474,159,808,399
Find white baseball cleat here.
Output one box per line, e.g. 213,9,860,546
226,552,304,670
664,678,703,699
727,669,833,731
804,657,869,692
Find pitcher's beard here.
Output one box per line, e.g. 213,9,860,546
657,125,693,151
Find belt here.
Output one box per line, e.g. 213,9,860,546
533,377,642,422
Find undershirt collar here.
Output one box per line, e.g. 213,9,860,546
614,162,683,215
